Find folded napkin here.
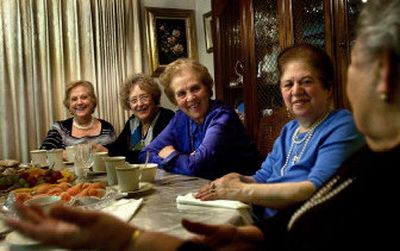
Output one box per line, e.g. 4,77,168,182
176,193,249,209
101,198,143,222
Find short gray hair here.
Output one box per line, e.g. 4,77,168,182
357,0,400,60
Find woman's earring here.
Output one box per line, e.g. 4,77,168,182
286,107,291,118
379,92,388,102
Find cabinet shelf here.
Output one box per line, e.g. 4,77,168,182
228,84,244,89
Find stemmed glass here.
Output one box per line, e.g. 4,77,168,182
74,143,94,181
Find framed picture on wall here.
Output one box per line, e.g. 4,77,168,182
145,7,198,77
203,11,213,53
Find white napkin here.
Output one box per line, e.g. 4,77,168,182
101,198,143,222
176,193,249,209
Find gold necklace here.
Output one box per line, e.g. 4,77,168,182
141,123,151,139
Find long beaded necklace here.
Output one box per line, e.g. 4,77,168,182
138,123,151,148
280,112,331,176
73,117,94,130
287,175,354,230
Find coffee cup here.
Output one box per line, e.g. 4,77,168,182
92,152,109,172
131,163,158,182
46,149,64,170
116,164,141,192
30,150,48,167
65,146,76,163
103,156,126,185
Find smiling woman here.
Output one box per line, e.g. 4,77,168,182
139,58,262,179
0,0,143,163
40,80,117,160
195,44,365,221
92,73,175,164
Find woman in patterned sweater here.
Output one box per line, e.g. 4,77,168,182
40,80,116,159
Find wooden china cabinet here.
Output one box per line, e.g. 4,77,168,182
211,0,364,156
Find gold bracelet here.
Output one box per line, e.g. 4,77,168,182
127,229,142,251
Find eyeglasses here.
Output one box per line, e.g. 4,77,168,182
128,94,151,105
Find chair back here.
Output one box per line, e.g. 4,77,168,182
257,107,292,156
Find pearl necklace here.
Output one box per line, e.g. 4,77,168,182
280,112,331,176
287,175,354,230
73,117,94,130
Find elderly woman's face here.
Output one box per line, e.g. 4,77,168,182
280,60,331,124
128,84,157,124
69,85,94,118
170,69,209,124
347,41,378,135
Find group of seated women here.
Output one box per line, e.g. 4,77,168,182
40,74,175,163
7,0,398,249
40,44,364,221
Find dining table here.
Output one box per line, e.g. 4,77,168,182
129,169,253,238
0,168,254,250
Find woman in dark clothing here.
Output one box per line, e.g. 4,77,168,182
94,73,174,163
106,107,174,163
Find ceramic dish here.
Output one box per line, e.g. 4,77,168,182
87,170,107,176
117,182,154,195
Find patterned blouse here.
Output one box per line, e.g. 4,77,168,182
40,118,116,149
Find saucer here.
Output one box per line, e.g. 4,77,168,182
87,170,107,176
117,182,154,195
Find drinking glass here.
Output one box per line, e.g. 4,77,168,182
74,144,93,181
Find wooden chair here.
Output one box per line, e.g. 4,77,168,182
257,106,292,156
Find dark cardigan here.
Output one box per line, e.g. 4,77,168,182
106,107,175,163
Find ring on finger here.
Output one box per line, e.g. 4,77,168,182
211,182,216,189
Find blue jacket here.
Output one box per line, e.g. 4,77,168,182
139,100,262,179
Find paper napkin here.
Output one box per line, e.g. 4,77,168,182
101,198,143,222
176,193,249,209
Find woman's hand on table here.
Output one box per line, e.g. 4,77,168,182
195,173,248,201
5,203,135,250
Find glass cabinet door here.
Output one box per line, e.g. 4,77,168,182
334,0,365,108
212,0,366,155
214,0,245,122
291,0,327,49
253,0,281,117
